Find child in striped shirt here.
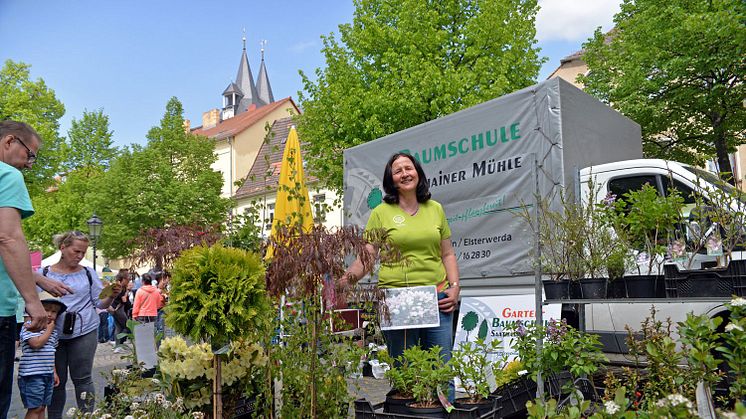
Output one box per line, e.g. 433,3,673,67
18,292,67,419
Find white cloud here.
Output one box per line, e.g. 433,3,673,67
289,40,318,53
535,0,621,42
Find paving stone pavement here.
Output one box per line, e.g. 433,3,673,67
8,341,392,418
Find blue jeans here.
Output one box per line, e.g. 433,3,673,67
18,373,54,409
382,309,455,401
48,330,98,419
97,312,110,342
0,315,15,418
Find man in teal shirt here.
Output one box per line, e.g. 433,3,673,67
0,121,71,418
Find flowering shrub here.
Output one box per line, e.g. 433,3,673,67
510,319,606,388
451,338,504,402
157,336,266,412
401,345,453,407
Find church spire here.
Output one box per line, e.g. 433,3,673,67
255,39,275,105
234,32,259,113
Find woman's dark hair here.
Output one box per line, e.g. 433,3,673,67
382,152,431,204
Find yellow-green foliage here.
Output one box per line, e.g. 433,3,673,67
167,244,269,344
496,359,525,387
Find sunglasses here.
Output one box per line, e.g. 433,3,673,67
12,136,37,163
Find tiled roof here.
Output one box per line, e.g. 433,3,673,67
233,116,317,199
192,97,298,139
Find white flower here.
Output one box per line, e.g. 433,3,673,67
154,393,166,404
725,323,744,332
604,400,620,415
150,378,161,385
79,391,87,400
67,407,79,417
124,416,134,419
192,412,205,419
719,412,746,419
112,369,127,378
130,402,140,410
517,370,528,376
731,297,746,307
99,415,113,419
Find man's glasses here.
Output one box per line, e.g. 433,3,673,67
12,136,37,163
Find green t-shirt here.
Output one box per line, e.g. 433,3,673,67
365,200,451,288
0,161,34,316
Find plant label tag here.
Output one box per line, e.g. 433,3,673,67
485,363,498,392
437,387,454,412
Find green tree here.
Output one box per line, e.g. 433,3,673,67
94,97,232,259
63,108,118,173
23,109,117,255
580,0,746,182
0,60,65,194
297,0,543,190
23,169,103,256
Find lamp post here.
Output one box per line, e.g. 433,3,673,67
86,213,103,271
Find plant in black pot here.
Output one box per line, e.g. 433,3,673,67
378,348,417,413
450,338,504,415
518,191,586,300
402,345,454,418
605,183,684,297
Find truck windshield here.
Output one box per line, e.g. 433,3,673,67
682,165,746,203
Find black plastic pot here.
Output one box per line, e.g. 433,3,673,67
384,389,416,414
578,278,607,299
453,397,495,417
543,280,571,300
405,402,446,418
623,275,663,298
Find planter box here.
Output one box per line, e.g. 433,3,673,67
355,398,501,419
663,261,746,297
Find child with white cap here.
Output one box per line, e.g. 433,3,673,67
17,291,66,419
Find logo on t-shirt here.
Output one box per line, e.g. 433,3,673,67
392,215,405,226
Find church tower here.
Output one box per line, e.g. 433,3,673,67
255,40,275,106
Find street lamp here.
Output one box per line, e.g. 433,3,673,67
86,213,103,271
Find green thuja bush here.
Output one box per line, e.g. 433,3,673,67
166,244,270,345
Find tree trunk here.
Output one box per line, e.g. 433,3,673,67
213,354,223,419
310,300,318,418
713,115,735,186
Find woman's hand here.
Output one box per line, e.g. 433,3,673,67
437,284,460,313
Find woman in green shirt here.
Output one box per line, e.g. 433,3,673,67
341,152,460,397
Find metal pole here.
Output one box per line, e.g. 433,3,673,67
92,242,97,272
533,153,544,400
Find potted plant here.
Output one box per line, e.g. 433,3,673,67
378,349,417,413
518,191,586,300
450,338,503,415
605,183,684,297
510,319,606,396
166,244,271,418
402,345,454,418
664,175,746,297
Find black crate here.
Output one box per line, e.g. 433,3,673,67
354,398,500,419
663,261,746,297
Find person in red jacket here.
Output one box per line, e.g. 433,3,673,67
131,274,163,323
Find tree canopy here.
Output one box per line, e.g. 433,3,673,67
580,0,746,181
63,108,118,173
297,0,544,190
0,60,65,194
94,97,231,259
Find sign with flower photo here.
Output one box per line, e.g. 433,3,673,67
380,285,440,330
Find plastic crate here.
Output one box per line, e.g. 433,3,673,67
663,262,745,297
354,398,501,419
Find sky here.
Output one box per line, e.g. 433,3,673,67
0,0,621,148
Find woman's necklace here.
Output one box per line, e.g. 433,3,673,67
401,202,419,216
